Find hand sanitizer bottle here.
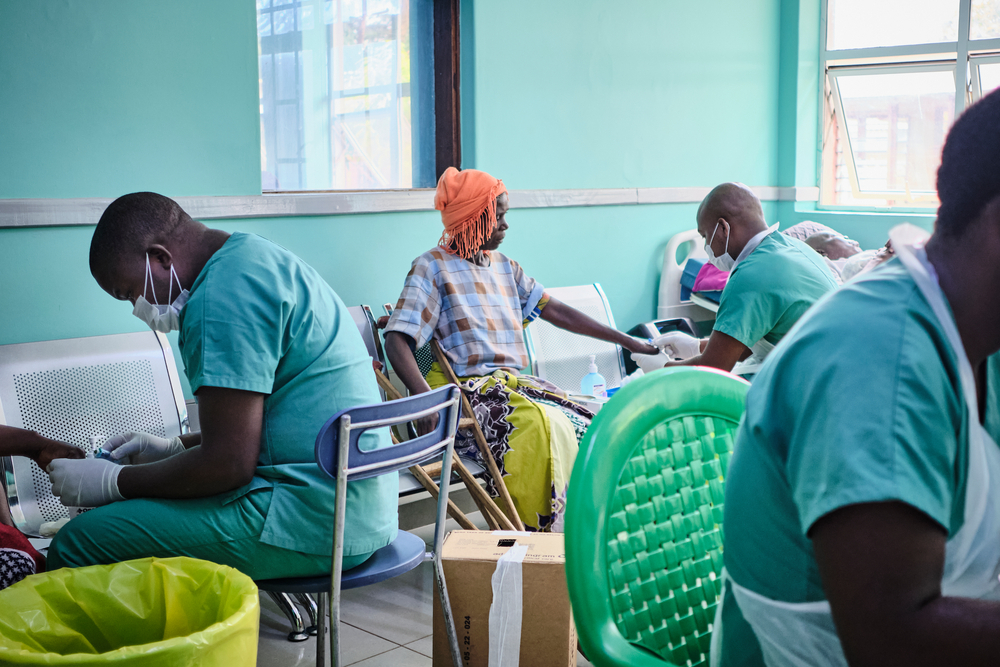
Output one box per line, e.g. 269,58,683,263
580,355,607,398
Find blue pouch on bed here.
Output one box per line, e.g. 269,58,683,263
680,258,706,301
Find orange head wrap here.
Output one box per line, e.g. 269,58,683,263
435,167,507,259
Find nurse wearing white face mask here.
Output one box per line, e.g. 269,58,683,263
718,88,1000,667
131,253,189,334
632,183,837,376
43,192,398,581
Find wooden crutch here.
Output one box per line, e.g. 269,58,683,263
376,370,513,531
430,340,526,531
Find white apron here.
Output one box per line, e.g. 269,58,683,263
730,225,780,377
716,224,1000,667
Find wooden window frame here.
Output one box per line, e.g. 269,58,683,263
434,0,462,181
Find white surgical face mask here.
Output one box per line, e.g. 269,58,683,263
705,221,735,272
132,254,189,333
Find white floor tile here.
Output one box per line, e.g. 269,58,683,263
349,646,431,667
257,593,396,667
577,650,595,667
404,634,433,658
339,561,435,645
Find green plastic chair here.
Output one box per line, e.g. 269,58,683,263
566,367,749,667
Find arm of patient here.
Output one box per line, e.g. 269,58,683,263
115,386,263,500
383,331,439,435
0,424,84,469
664,330,751,372
539,298,658,355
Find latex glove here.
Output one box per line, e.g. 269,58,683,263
47,458,125,507
630,350,671,374
652,331,701,360
102,431,184,465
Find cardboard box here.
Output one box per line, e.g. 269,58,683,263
433,530,576,667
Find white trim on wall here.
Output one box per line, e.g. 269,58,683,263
0,186,820,228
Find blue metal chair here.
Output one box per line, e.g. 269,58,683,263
256,384,464,667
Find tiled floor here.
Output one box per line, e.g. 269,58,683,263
256,513,594,667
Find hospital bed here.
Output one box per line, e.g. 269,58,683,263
658,229,718,322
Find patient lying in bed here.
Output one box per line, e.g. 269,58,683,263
805,231,894,283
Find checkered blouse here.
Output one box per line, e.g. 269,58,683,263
384,248,546,376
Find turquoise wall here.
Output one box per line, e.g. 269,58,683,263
466,1,781,189
0,0,783,394
0,1,260,199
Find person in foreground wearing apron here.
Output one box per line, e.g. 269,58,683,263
715,88,1000,666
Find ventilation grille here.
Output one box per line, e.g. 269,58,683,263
13,360,167,522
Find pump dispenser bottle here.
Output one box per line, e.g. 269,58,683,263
580,354,607,398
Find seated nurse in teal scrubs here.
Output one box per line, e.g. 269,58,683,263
44,192,397,579
633,183,838,376
717,88,1000,666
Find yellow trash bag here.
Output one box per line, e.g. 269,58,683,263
0,556,259,666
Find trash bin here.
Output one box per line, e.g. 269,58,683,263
0,556,259,666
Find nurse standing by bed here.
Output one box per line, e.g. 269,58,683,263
634,183,837,376
716,88,1000,666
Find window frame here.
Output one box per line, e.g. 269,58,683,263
256,0,461,194
826,61,957,205
819,0,1000,211
970,52,1000,98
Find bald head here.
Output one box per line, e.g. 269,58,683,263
697,183,766,230
805,231,861,260
696,183,769,262
89,192,229,312
89,192,196,282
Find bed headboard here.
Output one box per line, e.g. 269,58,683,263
657,230,716,321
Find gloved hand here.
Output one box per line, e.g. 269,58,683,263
47,458,125,507
630,350,671,374
102,431,184,465
652,331,702,360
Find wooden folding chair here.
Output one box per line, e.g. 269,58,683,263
373,369,518,532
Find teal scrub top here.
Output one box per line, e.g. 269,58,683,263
721,259,1000,664
178,232,398,558
713,232,838,349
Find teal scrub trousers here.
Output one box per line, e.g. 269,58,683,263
46,488,374,579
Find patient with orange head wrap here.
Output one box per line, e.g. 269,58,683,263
382,167,657,531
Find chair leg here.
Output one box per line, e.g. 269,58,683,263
266,591,310,642
435,554,463,667
317,590,329,667
294,593,319,636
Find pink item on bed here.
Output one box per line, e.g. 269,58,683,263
693,262,729,292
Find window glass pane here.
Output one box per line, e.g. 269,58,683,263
979,62,1000,95
835,70,954,204
972,0,1000,40
827,0,959,50
257,0,435,191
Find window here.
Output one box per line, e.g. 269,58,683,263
256,0,459,192
820,0,1000,208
